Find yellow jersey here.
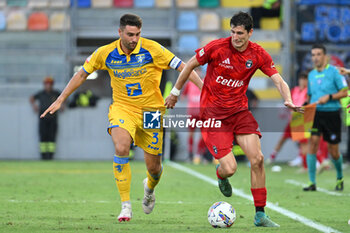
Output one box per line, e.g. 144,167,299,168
83,37,181,113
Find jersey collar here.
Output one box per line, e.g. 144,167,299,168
116,38,142,56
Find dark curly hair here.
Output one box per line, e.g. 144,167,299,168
230,12,253,32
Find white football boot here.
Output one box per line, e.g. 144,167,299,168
118,202,132,222
142,178,155,214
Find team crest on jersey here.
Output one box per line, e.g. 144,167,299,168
245,59,253,69
199,48,205,57
271,61,276,69
136,54,145,64
85,55,92,63
213,146,218,154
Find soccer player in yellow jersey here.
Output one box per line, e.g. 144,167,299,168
40,14,203,222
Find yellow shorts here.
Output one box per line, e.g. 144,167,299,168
108,104,163,156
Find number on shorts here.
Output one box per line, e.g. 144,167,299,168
152,132,159,145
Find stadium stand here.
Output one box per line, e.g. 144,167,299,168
221,0,263,8
49,0,70,8
50,12,70,31
6,10,27,30
92,0,112,8
178,34,199,53
134,0,154,8
260,17,280,30
113,0,133,8
199,12,220,31
28,12,49,31
199,0,219,8
177,11,197,31
200,35,218,47
221,17,230,31
73,0,91,8
7,0,27,7
155,0,172,8
0,1,6,8
255,40,281,54
0,11,5,30
28,0,49,8
176,0,197,8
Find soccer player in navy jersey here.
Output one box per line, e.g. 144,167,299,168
165,12,302,227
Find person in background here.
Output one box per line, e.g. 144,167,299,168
339,67,350,165
182,68,207,164
246,88,259,110
268,72,329,171
30,76,61,160
303,44,348,192
250,0,281,29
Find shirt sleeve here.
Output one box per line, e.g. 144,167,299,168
195,42,213,66
258,48,279,77
82,47,105,74
33,91,40,100
333,67,348,91
152,41,181,70
307,73,312,96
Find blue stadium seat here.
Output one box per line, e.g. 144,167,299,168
134,0,154,8
0,11,5,31
178,35,199,53
71,0,91,8
177,11,198,31
298,0,349,4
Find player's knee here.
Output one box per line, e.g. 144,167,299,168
147,163,162,175
114,144,130,156
221,163,237,177
250,153,264,169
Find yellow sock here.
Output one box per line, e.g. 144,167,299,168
147,165,163,191
113,155,131,202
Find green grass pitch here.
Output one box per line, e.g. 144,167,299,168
0,161,349,232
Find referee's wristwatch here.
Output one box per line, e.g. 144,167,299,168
329,94,333,101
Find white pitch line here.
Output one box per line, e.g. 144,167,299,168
167,161,341,233
6,199,203,205
285,179,350,197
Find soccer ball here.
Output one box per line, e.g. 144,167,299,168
207,201,236,228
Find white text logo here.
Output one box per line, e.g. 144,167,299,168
216,76,244,88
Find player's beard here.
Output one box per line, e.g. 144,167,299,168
127,42,137,51
121,40,137,52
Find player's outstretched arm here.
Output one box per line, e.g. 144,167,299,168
40,69,89,118
177,61,203,91
270,73,304,113
338,67,350,75
165,55,201,109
